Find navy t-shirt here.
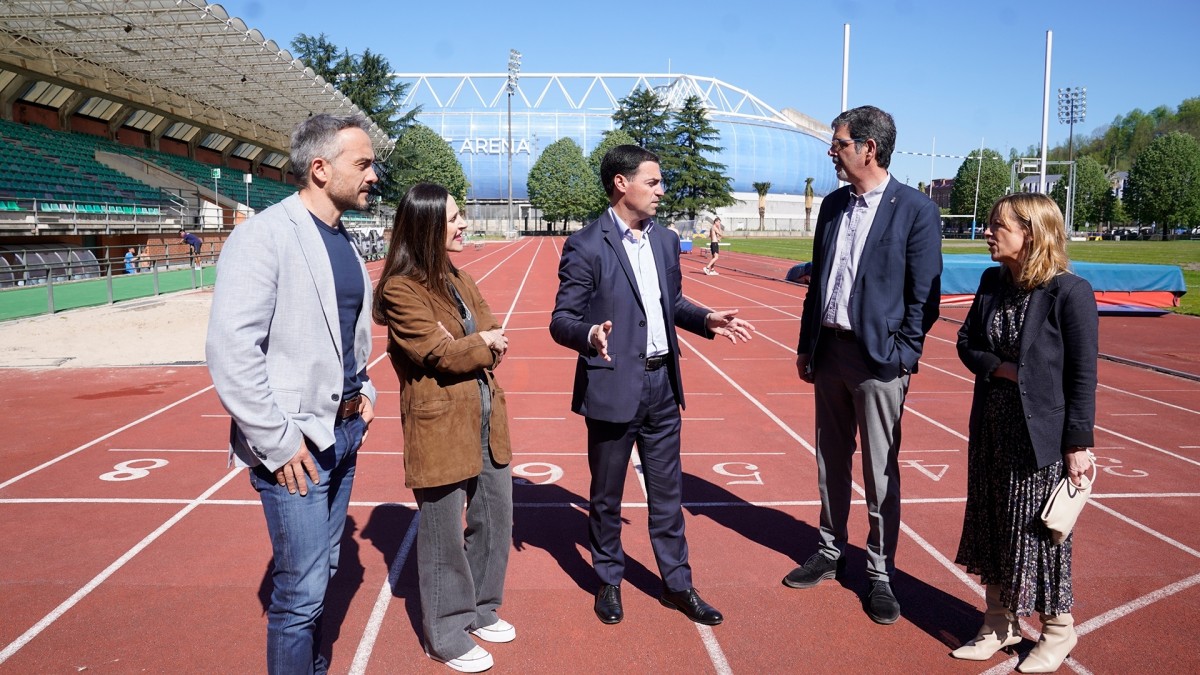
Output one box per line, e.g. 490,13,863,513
311,213,365,399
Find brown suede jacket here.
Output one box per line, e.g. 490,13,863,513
378,271,511,489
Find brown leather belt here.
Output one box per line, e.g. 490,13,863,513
336,394,362,420
645,355,668,371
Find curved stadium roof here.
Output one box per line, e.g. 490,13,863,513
0,1,392,158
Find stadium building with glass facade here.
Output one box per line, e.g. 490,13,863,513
394,73,836,232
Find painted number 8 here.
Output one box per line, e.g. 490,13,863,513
100,459,169,482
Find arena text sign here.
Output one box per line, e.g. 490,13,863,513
453,137,532,154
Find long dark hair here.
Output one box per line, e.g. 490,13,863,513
372,182,457,324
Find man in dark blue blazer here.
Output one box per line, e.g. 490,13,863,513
550,145,755,626
784,106,942,625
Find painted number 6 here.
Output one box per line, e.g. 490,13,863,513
713,462,764,485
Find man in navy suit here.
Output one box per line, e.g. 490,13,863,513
783,106,942,625
550,145,755,626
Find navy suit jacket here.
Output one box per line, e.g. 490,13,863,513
550,210,713,423
957,267,1098,469
797,178,942,381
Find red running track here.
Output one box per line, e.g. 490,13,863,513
2,237,1198,673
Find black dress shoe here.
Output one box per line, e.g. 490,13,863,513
594,584,623,624
866,580,901,625
660,588,723,625
782,552,845,589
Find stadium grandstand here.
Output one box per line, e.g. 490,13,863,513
0,1,391,288
393,72,837,232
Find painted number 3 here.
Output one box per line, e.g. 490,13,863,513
100,459,169,482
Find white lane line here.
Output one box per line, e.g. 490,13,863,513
349,512,420,675
1090,500,1200,559
494,238,541,330
630,444,730,675
0,468,242,665
1099,382,1200,415
1096,425,1200,468
7,494,1198,508
108,448,226,453
0,384,216,491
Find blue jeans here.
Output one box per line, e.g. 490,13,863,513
250,414,365,675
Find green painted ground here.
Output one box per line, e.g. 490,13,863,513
697,236,1200,316
0,266,216,321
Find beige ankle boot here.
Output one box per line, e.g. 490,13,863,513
950,585,1022,660
1016,613,1077,673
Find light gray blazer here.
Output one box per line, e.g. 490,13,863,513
206,193,376,472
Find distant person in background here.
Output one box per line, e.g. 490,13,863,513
124,247,138,275
374,183,513,673
206,113,378,675
181,230,202,266
702,216,724,275
953,193,1097,673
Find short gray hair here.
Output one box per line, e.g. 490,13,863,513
289,113,373,187
831,106,896,170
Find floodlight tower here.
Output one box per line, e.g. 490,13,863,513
1057,86,1087,232
506,49,522,237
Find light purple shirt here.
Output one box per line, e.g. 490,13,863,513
612,208,670,358
822,174,892,330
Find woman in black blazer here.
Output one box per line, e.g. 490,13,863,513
952,193,1098,673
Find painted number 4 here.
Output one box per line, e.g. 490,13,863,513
100,459,169,482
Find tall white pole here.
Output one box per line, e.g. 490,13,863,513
1040,30,1053,194
971,137,985,239
928,137,936,197
841,24,850,112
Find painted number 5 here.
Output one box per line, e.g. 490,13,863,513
713,462,763,485
513,462,564,486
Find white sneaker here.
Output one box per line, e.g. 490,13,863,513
439,645,493,673
703,268,712,275
709,270,720,275
471,618,516,643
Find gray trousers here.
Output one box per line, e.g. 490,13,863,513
414,441,513,661
813,336,909,582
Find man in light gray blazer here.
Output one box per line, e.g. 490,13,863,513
206,113,379,674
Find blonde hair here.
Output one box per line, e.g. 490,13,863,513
988,193,1070,289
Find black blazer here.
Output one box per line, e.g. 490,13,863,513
956,267,1099,469
797,179,943,381
549,210,712,423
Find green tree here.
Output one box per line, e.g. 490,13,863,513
290,34,418,137
1125,131,1200,236
585,128,636,218
527,138,594,232
390,124,468,205
659,95,735,221
612,88,671,156
949,148,1009,229
1049,156,1112,230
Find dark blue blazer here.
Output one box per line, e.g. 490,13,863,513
797,179,943,381
957,267,1098,469
550,210,712,423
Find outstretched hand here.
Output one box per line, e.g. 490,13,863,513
590,320,613,361
706,309,755,343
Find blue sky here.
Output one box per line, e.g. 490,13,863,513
219,0,1197,187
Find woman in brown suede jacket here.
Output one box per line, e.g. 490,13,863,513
373,183,513,673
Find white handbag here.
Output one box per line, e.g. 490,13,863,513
1040,451,1097,545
